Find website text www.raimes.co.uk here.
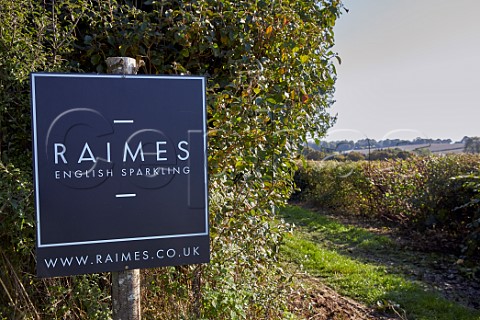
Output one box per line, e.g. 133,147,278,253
43,246,200,269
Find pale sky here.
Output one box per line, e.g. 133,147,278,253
329,0,480,142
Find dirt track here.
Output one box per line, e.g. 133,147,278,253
288,275,401,320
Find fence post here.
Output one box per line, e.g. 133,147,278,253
106,56,142,320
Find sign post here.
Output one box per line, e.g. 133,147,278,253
30,58,209,319
106,57,141,320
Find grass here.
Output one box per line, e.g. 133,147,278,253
280,205,480,320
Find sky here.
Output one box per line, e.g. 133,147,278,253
328,0,480,142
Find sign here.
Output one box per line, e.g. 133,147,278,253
30,73,209,277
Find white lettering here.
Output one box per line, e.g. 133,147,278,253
44,258,57,268
76,255,89,265
177,141,189,160
60,257,73,267
156,141,168,161
193,247,200,256
123,142,144,162
78,143,96,163
54,143,67,164
166,249,176,258
105,254,113,263
53,139,192,165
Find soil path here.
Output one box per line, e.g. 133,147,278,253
289,275,400,319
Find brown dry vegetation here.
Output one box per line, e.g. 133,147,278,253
288,275,400,320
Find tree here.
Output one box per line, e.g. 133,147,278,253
0,0,343,318
303,147,327,161
464,137,480,154
346,151,365,162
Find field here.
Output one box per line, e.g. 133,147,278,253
281,205,480,319
287,153,480,318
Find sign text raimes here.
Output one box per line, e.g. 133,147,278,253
31,73,209,277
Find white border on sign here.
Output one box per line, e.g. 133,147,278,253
31,73,209,248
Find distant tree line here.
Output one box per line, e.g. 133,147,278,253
311,137,455,153
302,136,480,161
302,147,413,162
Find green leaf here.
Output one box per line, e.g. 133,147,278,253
180,48,190,57
91,54,101,65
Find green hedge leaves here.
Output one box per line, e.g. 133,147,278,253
1,0,342,318
295,155,480,259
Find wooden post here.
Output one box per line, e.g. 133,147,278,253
111,269,141,320
106,56,141,320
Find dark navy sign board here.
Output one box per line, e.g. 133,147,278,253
31,73,209,277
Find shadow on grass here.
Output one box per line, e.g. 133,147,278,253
280,205,395,252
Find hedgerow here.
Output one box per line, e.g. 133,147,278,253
294,154,480,259
0,0,342,318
